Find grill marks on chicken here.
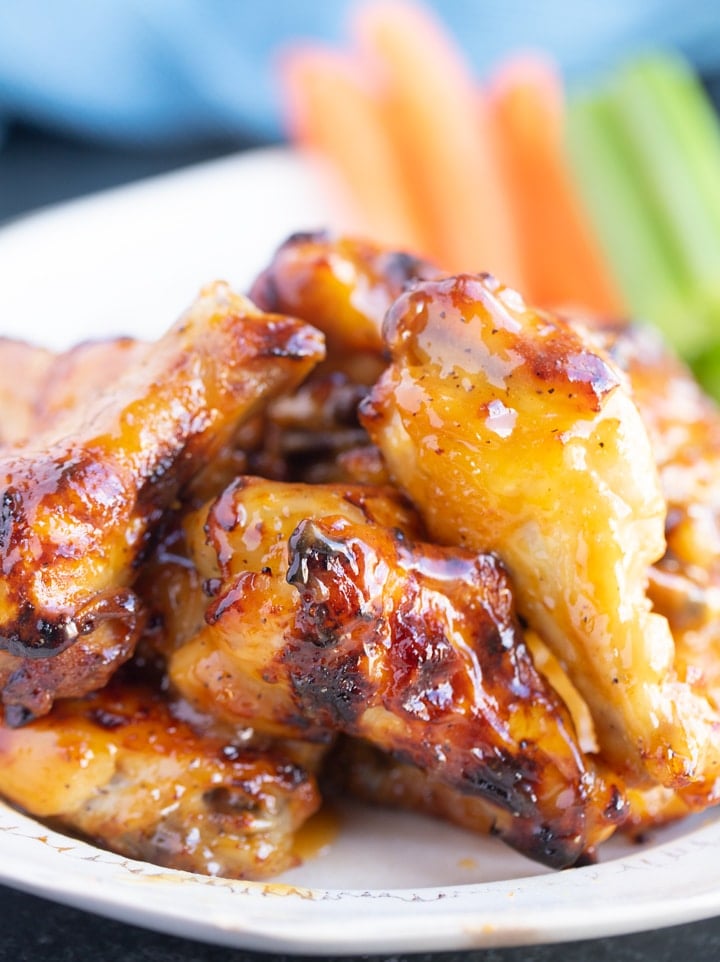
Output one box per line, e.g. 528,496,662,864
361,273,720,791
0,677,321,879
286,516,625,866
0,283,324,719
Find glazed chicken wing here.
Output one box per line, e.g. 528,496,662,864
146,476,625,868
0,282,324,722
145,478,424,734
361,273,720,790
246,232,441,484
335,626,699,840
0,676,321,879
4,229,718,881
249,230,440,382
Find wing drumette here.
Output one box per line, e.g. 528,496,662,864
361,273,720,791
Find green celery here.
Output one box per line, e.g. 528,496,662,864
620,56,720,251
606,55,720,338
690,338,720,398
566,90,701,352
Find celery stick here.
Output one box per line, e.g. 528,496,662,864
689,339,720,399
627,56,720,245
566,91,700,351
607,55,720,329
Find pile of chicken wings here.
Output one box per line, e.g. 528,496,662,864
0,233,717,879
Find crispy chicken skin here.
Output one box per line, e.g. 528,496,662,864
148,476,624,868
0,676,321,879
0,283,324,722
336,629,699,839
334,737,696,844
284,515,625,865
361,273,720,790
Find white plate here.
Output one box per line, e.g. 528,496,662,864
0,147,719,954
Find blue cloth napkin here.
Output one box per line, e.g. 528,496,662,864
1,0,719,146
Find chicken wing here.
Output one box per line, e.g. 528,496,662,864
146,477,424,734
247,232,441,482
0,283,324,722
361,273,720,790
249,230,440,382
0,674,321,879
147,476,625,868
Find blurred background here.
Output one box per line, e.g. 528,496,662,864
4,0,720,385
2,0,720,219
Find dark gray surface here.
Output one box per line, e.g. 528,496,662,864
1,880,720,962
0,120,265,225
1,121,719,961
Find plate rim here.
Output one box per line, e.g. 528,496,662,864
1,799,720,954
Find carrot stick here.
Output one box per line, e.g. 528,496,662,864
351,0,522,284
279,45,428,252
487,55,625,315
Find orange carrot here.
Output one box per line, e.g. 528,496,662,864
487,55,625,314
279,46,428,252
351,0,521,283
